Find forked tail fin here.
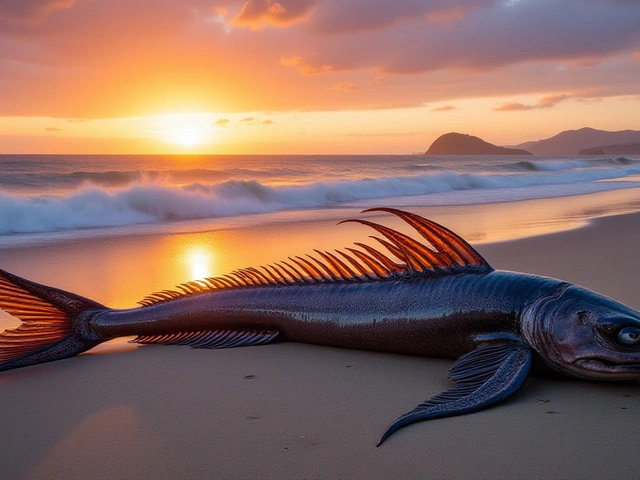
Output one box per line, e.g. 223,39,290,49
0,268,109,372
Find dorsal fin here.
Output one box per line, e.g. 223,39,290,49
137,209,493,307
364,208,490,269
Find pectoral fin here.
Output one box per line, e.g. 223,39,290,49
377,343,532,446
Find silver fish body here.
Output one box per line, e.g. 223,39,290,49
90,271,559,359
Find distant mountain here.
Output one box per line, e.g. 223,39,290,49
513,127,640,155
579,143,640,155
425,132,532,155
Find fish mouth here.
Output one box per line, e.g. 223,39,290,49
576,358,640,379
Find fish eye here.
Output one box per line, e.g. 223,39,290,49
617,326,640,346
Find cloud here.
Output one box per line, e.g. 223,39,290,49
289,0,640,75
425,6,470,27
240,116,255,122
66,118,92,123
45,126,61,131
309,0,489,34
344,131,424,137
538,93,571,107
431,105,456,112
0,0,78,23
214,118,230,127
263,119,275,125
280,55,333,75
493,94,572,111
1,0,640,118
230,0,315,30
492,102,534,111
332,82,359,91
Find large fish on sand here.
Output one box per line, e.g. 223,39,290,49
1,208,639,445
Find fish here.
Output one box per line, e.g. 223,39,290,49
1,207,640,446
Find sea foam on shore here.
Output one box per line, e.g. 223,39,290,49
1,154,639,235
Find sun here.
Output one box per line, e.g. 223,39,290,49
155,113,215,149
165,125,208,147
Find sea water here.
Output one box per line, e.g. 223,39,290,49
1,154,640,240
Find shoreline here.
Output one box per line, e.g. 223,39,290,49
2,184,640,249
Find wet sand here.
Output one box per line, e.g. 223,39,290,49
1,198,640,479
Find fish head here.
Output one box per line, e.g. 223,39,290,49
523,284,640,381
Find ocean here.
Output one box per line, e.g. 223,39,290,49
2,154,640,244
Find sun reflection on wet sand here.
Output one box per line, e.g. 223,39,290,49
185,245,215,280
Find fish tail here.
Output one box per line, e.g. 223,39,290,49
0,268,109,372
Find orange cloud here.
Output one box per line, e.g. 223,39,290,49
493,94,571,111
214,118,230,127
230,0,314,30
431,105,456,112
332,82,359,91
2,0,640,121
538,94,571,107
280,55,333,75
493,102,534,111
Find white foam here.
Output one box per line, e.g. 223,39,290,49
2,159,640,235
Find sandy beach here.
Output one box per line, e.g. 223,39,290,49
1,194,640,480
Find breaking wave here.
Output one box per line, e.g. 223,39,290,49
505,157,637,172
0,167,307,192
2,160,640,234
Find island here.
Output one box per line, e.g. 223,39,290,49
578,143,640,155
513,127,640,155
425,132,532,155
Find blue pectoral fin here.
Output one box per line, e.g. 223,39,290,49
377,343,532,446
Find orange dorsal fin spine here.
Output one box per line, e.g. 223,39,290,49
335,249,374,280
289,257,323,282
353,242,402,273
341,219,430,273
308,253,342,282
137,209,493,307
364,208,489,268
323,251,361,280
345,247,390,278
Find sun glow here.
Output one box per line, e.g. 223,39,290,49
165,125,208,147
154,114,216,149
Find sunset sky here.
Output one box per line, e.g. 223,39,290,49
1,0,640,154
